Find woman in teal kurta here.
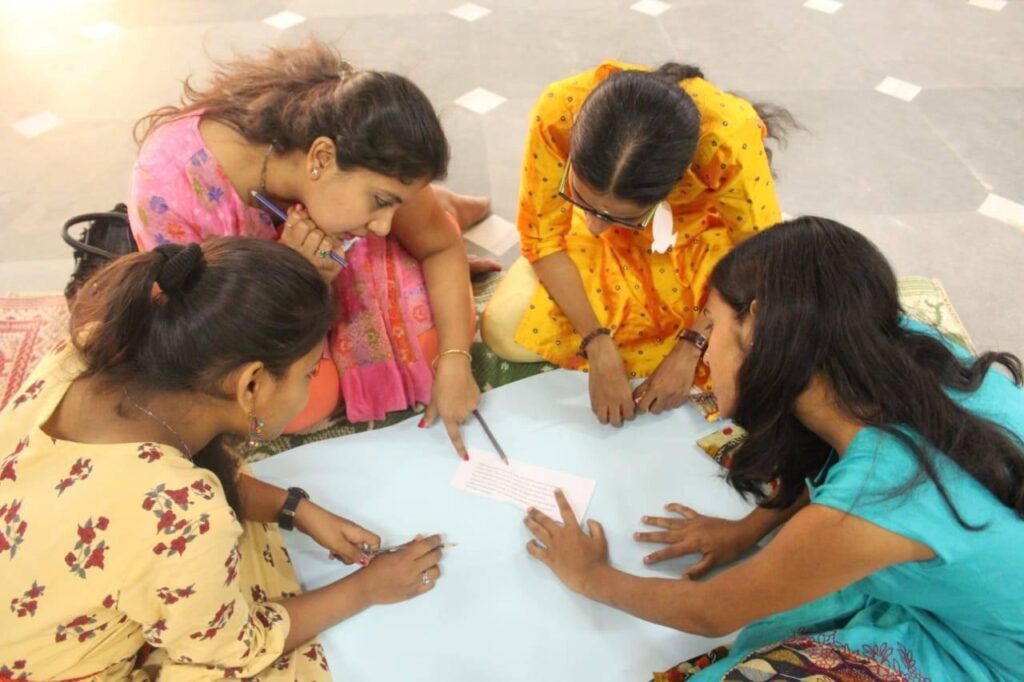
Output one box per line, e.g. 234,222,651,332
694,319,1024,679
521,216,1024,680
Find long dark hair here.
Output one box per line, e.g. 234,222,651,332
710,216,1024,527
570,62,795,205
71,238,335,514
134,39,449,184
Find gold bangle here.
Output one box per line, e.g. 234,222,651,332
432,348,472,371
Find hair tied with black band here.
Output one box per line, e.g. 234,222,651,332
154,243,203,294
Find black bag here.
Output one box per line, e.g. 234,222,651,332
61,204,138,300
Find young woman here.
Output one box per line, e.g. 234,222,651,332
483,61,789,428
0,239,446,680
523,217,1024,680
129,40,483,457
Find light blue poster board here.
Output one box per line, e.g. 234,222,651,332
252,369,754,680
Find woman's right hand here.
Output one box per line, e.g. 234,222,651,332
279,204,343,283
354,535,444,605
586,335,636,427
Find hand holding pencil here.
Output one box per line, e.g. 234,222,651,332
350,534,449,604
277,203,346,283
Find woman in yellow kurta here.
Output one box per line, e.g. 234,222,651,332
482,61,784,426
0,239,445,680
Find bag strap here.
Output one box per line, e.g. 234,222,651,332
61,212,130,260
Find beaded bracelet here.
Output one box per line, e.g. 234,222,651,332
577,327,612,359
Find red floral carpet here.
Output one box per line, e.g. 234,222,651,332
0,294,68,411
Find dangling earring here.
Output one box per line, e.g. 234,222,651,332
248,411,265,447
311,167,320,179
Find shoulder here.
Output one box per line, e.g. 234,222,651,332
814,428,921,502
684,78,762,126
680,80,767,175
137,113,205,164
0,340,77,434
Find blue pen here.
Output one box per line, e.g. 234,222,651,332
250,190,351,268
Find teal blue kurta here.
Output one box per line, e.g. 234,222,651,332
695,320,1024,680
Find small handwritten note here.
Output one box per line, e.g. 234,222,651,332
451,449,596,522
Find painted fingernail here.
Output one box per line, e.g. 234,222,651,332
358,554,371,566
417,418,426,428
460,451,469,461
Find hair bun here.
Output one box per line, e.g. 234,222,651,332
154,243,203,293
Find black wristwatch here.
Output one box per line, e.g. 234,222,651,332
278,487,309,531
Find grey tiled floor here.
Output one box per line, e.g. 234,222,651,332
1,0,1022,353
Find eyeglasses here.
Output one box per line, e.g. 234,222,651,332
557,160,658,231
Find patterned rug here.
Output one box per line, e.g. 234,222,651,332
0,294,68,411
0,276,975,460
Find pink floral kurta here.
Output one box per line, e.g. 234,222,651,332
128,114,435,422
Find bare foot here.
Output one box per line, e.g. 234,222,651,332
468,254,503,276
433,184,491,232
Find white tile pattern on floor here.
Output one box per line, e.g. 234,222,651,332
10,111,64,139
262,10,307,30
875,76,924,102
79,21,120,40
803,0,843,15
968,0,1007,12
630,0,672,17
978,193,1024,231
448,3,491,22
454,87,507,114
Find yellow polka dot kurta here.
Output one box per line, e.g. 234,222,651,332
0,345,332,681
515,61,781,380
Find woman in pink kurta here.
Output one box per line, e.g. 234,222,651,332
128,40,482,457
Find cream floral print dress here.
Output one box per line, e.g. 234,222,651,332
0,343,332,681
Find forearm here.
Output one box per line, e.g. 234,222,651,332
742,489,810,542
394,187,473,354
236,474,289,524
278,572,372,651
583,565,723,636
421,239,473,353
236,474,319,533
532,251,602,337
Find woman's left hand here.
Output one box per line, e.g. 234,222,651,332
422,353,480,460
524,489,609,594
632,342,701,415
295,502,381,565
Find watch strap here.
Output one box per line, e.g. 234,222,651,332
678,328,709,354
277,487,309,531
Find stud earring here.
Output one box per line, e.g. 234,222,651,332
248,412,265,447
311,167,320,179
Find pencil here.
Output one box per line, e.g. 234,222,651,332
375,541,457,555
250,190,348,268
473,408,510,465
